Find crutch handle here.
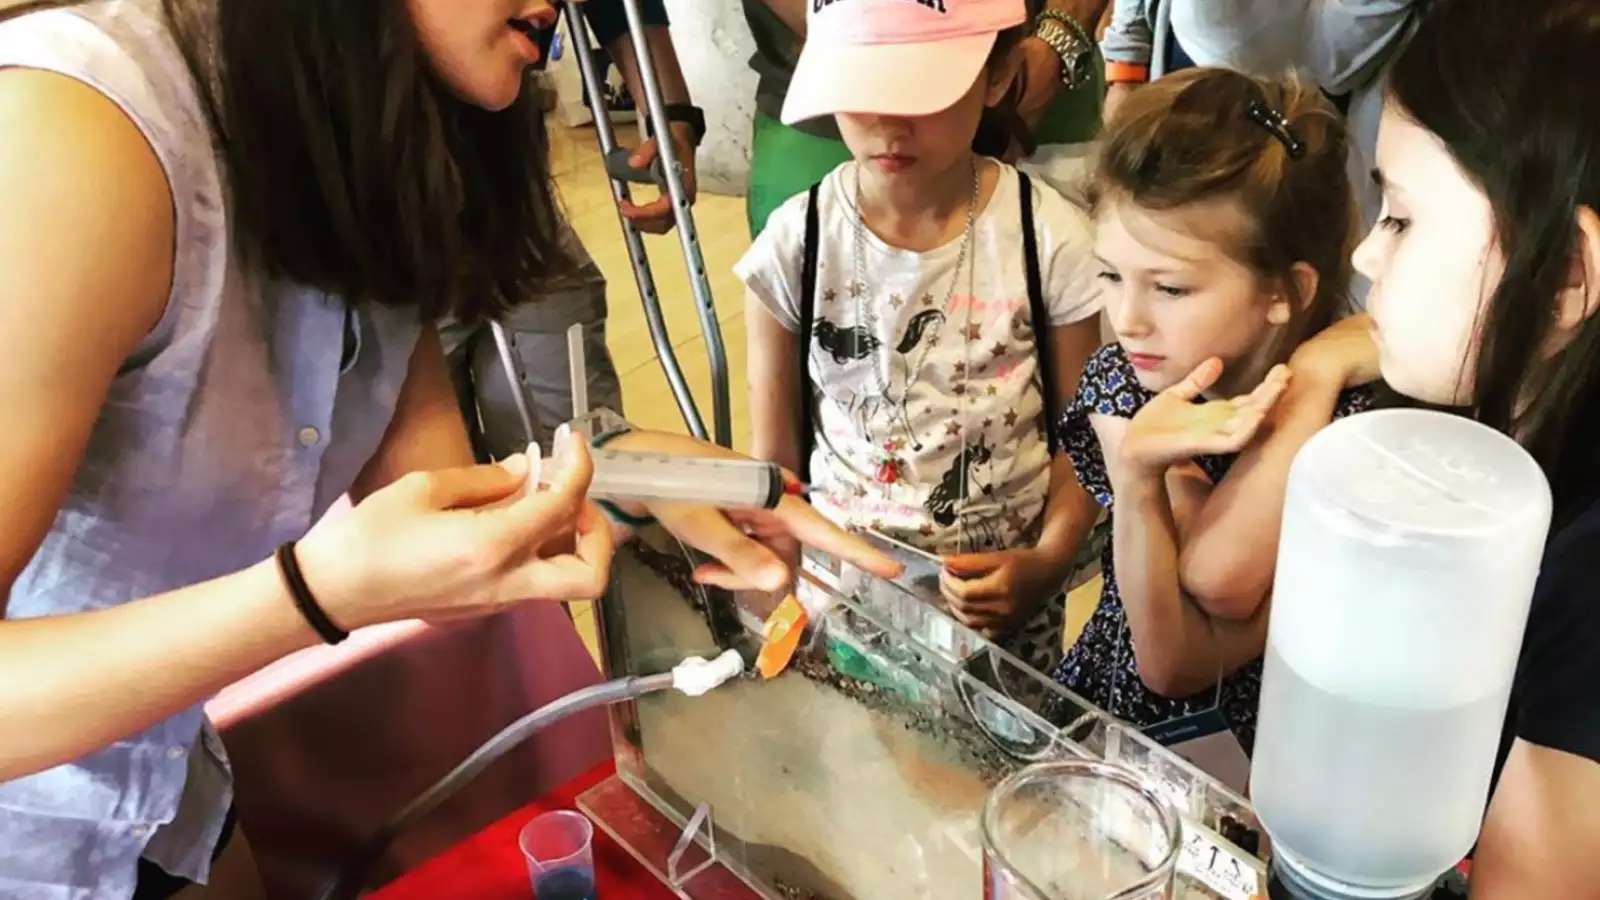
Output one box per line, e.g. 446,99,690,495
604,147,670,187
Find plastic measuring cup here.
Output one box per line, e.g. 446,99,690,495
982,760,1181,900
519,810,597,900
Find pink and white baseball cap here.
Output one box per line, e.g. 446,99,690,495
780,0,1028,125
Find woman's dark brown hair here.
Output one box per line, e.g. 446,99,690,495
4,0,573,322
1388,0,1600,520
1089,68,1356,352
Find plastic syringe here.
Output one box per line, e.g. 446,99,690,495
530,435,790,510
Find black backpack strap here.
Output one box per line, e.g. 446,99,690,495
1018,171,1058,453
798,184,822,481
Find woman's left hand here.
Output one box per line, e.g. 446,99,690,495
604,430,901,592
651,495,902,593
1118,358,1292,478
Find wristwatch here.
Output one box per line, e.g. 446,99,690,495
658,103,707,148
1034,10,1096,92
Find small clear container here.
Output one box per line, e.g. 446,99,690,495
520,810,597,900
983,760,1182,900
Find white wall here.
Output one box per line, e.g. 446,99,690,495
664,0,758,196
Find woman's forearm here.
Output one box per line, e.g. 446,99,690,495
0,558,316,781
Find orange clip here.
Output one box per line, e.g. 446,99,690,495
754,594,808,680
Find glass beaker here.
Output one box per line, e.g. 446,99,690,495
982,760,1181,900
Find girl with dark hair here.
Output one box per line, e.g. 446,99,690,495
0,2,895,897
1255,0,1600,890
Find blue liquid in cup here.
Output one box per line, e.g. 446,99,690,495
533,865,596,900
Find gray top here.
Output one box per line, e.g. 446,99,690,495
1103,0,1419,95
0,1,422,896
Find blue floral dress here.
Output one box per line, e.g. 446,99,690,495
1051,343,1373,751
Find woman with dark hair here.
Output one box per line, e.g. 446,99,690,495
1256,0,1600,890
0,2,895,897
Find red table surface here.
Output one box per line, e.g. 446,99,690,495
371,761,678,900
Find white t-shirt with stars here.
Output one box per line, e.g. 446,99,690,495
736,160,1101,554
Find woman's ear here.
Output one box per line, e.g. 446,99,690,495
985,46,1024,108
1555,205,1600,339
1266,262,1320,326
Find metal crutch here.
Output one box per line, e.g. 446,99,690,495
558,0,733,447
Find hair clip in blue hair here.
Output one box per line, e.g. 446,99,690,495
1246,99,1306,159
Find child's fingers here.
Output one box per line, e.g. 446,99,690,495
1247,365,1293,407
1228,365,1292,414
941,568,1011,607
942,551,1007,577
940,569,971,604
1209,408,1272,452
1166,357,1225,401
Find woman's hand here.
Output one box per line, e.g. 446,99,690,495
940,547,1068,638
653,494,902,593
1288,313,1380,390
600,429,902,591
1118,359,1292,478
297,434,613,628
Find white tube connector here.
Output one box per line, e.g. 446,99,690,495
671,649,745,697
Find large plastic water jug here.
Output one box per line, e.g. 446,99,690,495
1251,409,1551,898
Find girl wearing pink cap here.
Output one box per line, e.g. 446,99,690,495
739,0,1104,672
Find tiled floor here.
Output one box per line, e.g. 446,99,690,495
548,118,1097,668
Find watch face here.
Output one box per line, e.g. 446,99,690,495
1070,50,1094,87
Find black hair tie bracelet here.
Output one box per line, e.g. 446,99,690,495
275,542,349,645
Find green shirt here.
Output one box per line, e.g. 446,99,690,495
741,0,842,138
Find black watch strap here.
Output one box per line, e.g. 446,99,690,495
660,103,707,147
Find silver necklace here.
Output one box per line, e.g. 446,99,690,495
848,157,979,483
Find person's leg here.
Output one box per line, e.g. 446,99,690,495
746,113,854,238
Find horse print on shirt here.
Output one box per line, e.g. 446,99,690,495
813,319,880,364
925,436,992,527
817,309,947,452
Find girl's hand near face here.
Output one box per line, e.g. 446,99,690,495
1118,358,1292,479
